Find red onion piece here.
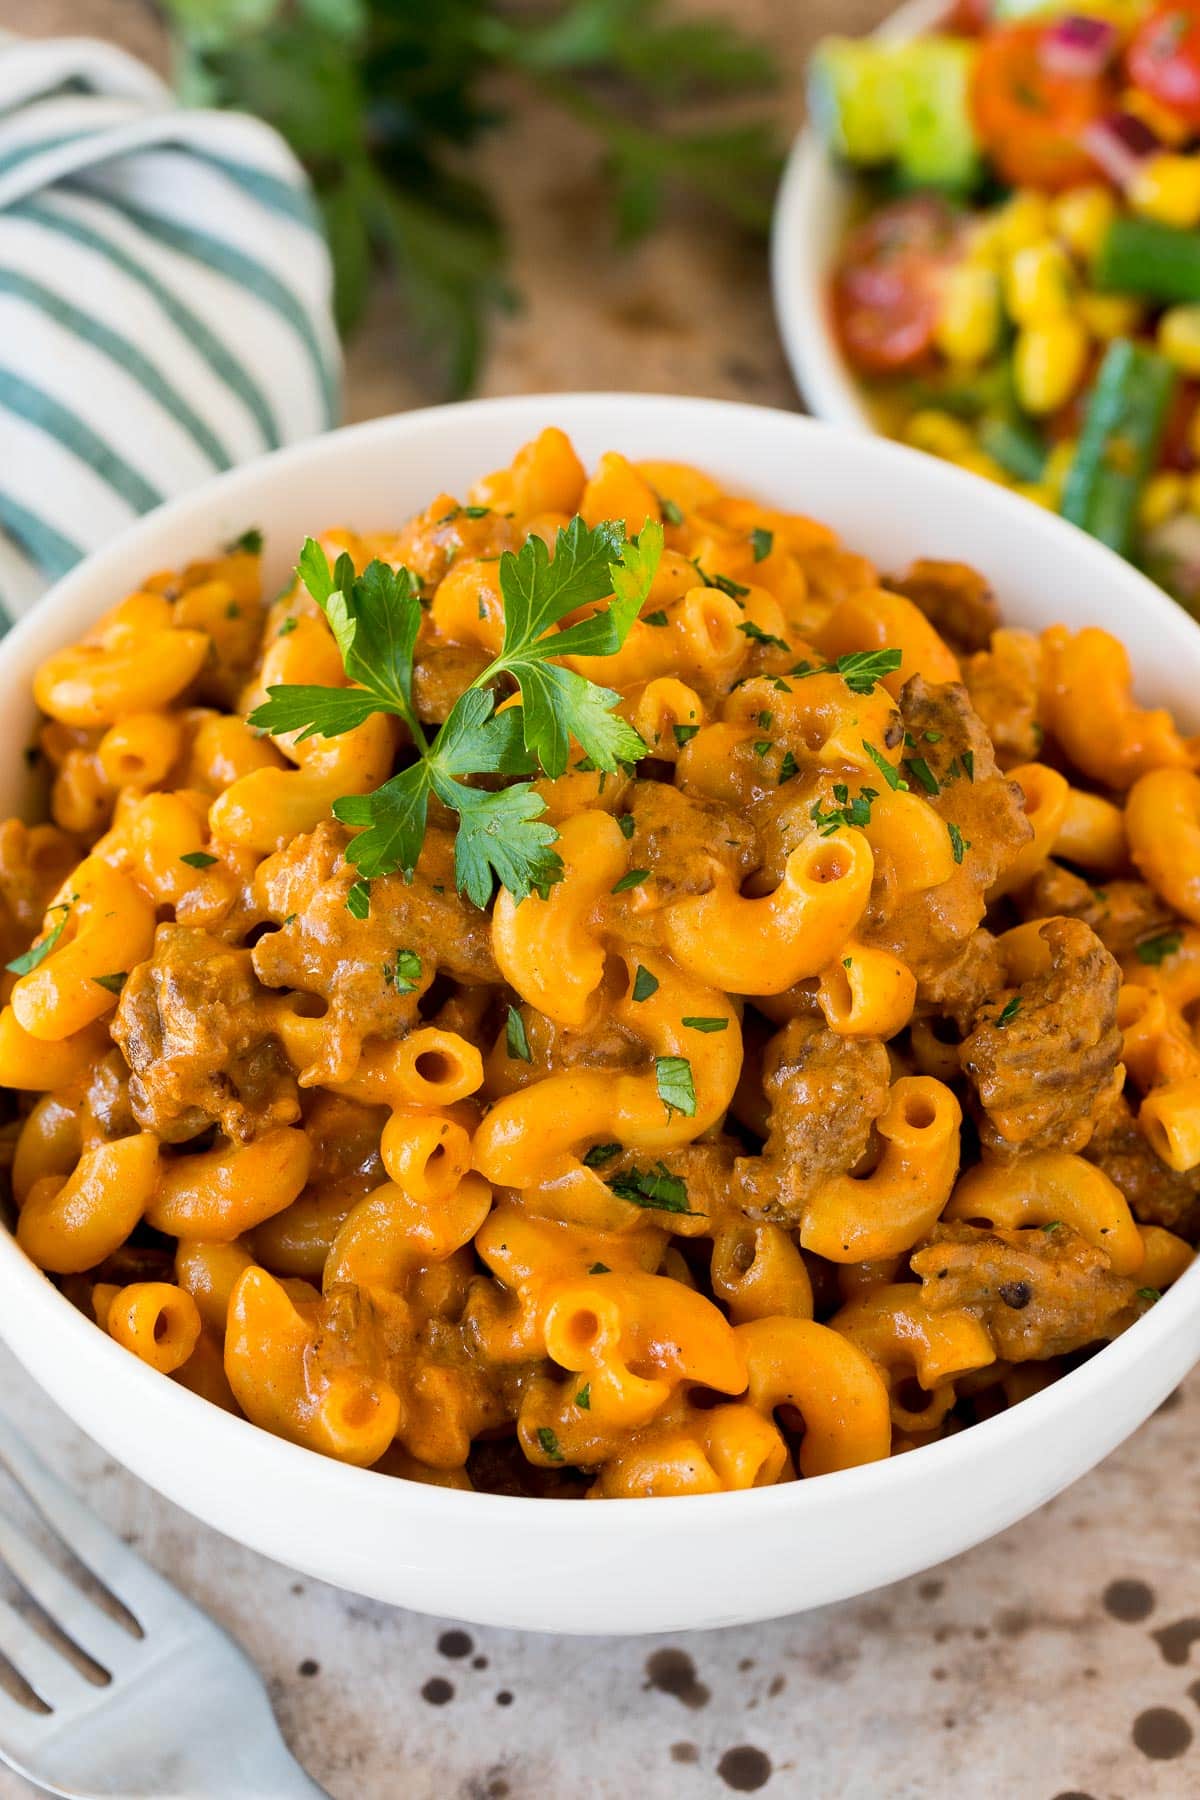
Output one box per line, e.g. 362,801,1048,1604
1083,112,1161,187
1039,14,1119,80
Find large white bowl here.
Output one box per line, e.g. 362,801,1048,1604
2,393,1199,1637
772,0,949,427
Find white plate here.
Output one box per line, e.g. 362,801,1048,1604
772,0,955,427
2,392,1198,1636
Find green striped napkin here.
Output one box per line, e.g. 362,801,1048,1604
0,31,341,623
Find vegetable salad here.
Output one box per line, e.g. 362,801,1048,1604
810,1,1200,609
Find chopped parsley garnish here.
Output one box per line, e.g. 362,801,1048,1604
612,868,650,893
811,782,877,836
249,517,662,907
608,1161,697,1213
575,1383,591,1410
346,878,371,919
660,497,684,526
672,723,699,748
643,610,669,626
632,964,659,1002
1041,1220,1064,1234
536,1426,564,1462
277,617,298,637
5,899,74,977
753,739,772,758
862,741,908,791
778,749,799,785
681,1016,728,1032
738,620,789,651
962,749,975,782
1137,1287,1162,1304
757,711,773,729
225,600,242,620
924,730,942,743
439,504,491,523
692,560,750,599
224,526,263,555
750,527,773,562
180,850,218,869
1136,931,1182,967
92,971,127,995
905,756,940,795
793,647,902,695
506,1005,532,1063
582,1144,621,1168
655,1055,696,1119
587,1261,611,1274
385,948,422,992
947,823,970,865
995,996,1021,1028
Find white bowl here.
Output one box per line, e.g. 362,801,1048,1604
772,0,948,427
2,393,1199,1636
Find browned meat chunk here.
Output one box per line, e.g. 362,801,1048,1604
389,494,520,591
918,929,1005,1034
1086,1087,1200,1240
253,820,497,1083
912,1221,1138,1359
113,926,298,1143
412,639,492,726
625,781,757,902
860,677,1032,993
962,629,1043,766
958,917,1122,1158
1018,863,1175,962
736,1018,890,1224
886,559,1000,656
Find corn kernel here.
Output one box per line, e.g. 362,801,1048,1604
1076,290,1144,340
1121,87,1192,148
1050,186,1116,264
1129,154,1200,229
1159,304,1200,375
902,410,973,460
1006,241,1075,326
1013,318,1090,416
996,191,1052,252
934,266,1001,365
1043,439,1078,504
964,216,1006,267
1139,471,1186,529
1186,470,1200,514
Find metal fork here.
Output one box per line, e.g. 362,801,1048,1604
0,1410,330,1799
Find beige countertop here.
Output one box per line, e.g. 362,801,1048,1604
2,3,1200,1796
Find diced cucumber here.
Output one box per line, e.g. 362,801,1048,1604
808,37,981,189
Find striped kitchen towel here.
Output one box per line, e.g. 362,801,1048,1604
0,31,341,623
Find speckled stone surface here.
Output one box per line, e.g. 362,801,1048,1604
4,1,1200,1794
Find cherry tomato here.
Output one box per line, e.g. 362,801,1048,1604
945,0,991,33
1128,3,1200,129
832,196,961,375
971,23,1114,190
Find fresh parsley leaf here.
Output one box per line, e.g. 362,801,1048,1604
224,526,262,555
612,868,650,893
862,741,908,792
5,900,73,977
250,683,391,742
995,996,1021,1028
693,561,750,599
609,1161,697,1213
536,1426,564,1462
506,1004,532,1063
346,878,371,919
750,527,772,562
947,823,970,865
655,1055,696,1119
582,1143,621,1168
905,756,940,796
795,648,901,695
1136,931,1182,967
335,763,432,884
180,850,218,869
681,1016,728,1032
92,971,127,995
442,780,564,909
385,947,422,992
738,620,789,651
632,964,659,1002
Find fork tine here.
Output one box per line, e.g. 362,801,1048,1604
0,1411,183,1629
0,1596,100,1711
0,1508,143,1676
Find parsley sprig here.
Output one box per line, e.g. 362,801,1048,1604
249,518,661,907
